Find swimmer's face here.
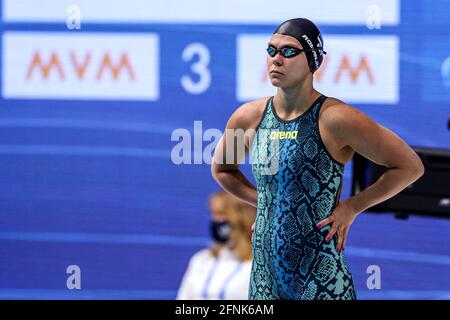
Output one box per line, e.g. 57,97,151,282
266,34,310,88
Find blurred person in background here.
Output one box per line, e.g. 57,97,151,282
176,190,256,300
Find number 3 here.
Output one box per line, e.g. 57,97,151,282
181,43,211,94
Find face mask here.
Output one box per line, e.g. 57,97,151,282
210,221,231,243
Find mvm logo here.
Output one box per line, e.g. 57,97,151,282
314,54,374,84
3,33,159,100
269,130,298,140
26,51,136,81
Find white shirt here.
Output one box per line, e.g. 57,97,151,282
176,247,252,300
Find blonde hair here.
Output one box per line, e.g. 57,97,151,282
208,190,256,261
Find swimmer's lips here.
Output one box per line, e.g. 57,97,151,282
270,70,284,77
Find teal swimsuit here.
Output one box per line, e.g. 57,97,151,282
249,95,356,300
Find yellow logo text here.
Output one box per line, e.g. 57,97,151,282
269,130,298,140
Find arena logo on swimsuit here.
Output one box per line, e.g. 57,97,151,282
269,130,298,140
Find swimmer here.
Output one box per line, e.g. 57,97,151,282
211,18,424,300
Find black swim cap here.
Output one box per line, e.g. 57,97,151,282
273,18,326,73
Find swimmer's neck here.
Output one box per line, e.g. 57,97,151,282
274,81,321,116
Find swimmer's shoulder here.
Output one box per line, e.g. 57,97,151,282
320,96,375,143
321,96,366,122
226,97,271,131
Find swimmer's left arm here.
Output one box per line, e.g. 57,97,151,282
317,103,425,251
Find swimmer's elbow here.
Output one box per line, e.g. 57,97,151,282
408,152,425,181
212,169,230,189
211,161,219,181
399,157,425,188
412,159,425,180
211,159,225,184
211,160,237,186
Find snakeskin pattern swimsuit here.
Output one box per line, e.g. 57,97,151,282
249,95,356,300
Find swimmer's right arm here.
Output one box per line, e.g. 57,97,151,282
211,102,259,208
